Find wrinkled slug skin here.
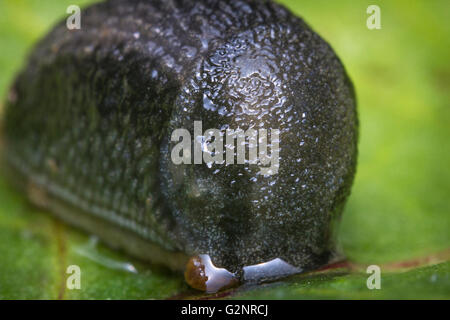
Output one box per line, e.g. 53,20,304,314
2,0,357,274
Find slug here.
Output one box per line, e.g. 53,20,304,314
1,0,357,293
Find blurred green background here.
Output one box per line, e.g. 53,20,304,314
0,0,448,299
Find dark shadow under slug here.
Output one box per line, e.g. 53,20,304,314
1,0,357,293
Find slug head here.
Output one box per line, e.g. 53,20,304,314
161,22,358,275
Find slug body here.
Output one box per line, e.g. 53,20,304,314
2,0,357,291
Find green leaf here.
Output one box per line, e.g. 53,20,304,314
0,0,449,299
231,261,450,300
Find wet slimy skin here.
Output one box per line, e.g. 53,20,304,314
2,0,357,292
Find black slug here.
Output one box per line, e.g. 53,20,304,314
2,0,357,292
